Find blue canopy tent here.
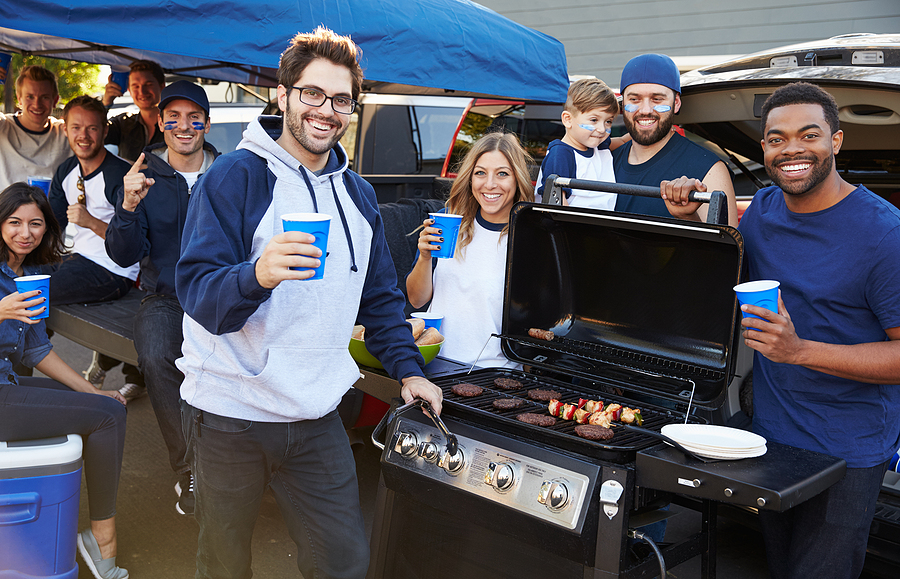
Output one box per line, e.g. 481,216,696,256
0,0,568,103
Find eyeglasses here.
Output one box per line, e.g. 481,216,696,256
76,176,86,205
289,86,357,114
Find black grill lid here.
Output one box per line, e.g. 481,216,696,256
501,203,744,410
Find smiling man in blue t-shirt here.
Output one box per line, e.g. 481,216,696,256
736,82,900,579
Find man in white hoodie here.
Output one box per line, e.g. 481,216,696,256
176,27,442,579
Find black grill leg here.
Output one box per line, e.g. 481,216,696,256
701,499,718,579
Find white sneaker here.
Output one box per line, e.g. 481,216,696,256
118,383,146,401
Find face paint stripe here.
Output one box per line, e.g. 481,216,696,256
192,122,205,131
623,103,638,113
164,121,177,130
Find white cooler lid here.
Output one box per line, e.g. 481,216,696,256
0,434,83,470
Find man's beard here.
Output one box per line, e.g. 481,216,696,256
766,153,833,197
624,111,675,146
285,98,347,156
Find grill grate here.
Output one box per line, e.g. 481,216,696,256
431,368,695,462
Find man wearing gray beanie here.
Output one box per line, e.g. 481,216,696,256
613,53,737,225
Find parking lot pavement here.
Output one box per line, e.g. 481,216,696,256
46,333,772,578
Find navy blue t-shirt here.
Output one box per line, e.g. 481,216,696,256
612,133,721,218
739,184,900,467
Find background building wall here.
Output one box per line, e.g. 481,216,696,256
478,0,900,88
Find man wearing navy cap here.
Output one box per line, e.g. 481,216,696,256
613,53,738,225
105,79,220,516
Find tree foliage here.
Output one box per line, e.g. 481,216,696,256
1,54,103,111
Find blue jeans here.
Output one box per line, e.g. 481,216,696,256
0,377,126,520
758,460,888,579
45,254,144,386
133,294,187,475
182,403,369,579
45,253,133,305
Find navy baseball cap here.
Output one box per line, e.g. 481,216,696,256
158,80,210,116
620,54,681,94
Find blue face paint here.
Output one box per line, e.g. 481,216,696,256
653,104,671,113
163,121,177,131
579,123,608,134
191,122,205,131
623,103,638,113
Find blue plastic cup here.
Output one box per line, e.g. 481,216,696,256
0,52,11,86
110,66,130,93
14,274,50,320
428,213,463,259
282,213,331,280
27,176,52,195
411,312,443,331
734,280,780,320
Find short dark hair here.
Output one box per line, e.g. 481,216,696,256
129,60,165,86
761,82,840,135
278,26,364,100
63,95,107,122
0,183,65,267
15,65,58,98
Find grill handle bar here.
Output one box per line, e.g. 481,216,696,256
371,398,459,456
544,175,729,225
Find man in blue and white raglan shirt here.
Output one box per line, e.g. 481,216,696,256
175,27,442,579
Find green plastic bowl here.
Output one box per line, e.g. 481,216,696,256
349,337,443,369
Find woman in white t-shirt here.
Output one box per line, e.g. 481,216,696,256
406,132,534,368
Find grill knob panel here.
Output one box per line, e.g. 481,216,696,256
395,432,418,459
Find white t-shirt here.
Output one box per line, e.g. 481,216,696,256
0,113,71,189
427,212,518,369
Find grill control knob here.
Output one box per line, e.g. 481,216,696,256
395,432,418,459
538,480,569,512
724,488,733,498
484,462,516,491
757,497,767,508
418,441,439,463
439,449,465,474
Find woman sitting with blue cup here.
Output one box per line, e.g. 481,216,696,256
0,183,129,579
407,132,534,368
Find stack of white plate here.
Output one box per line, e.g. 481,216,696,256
660,424,767,460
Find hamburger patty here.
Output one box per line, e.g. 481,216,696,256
451,383,483,397
516,413,557,427
527,388,561,402
574,424,615,441
493,377,523,390
492,397,525,410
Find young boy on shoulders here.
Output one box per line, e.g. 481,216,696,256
536,78,628,208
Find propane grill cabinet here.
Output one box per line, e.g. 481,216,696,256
367,198,846,579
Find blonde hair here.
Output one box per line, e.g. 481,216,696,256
447,132,534,255
565,78,617,116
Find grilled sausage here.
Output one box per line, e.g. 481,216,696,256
528,328,555,341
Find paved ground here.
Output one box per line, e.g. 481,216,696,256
41,333,777,578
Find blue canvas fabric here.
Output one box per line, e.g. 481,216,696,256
0,0,568,103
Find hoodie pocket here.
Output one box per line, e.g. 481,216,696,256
237,345,358,419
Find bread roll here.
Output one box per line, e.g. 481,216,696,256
415,326,443,346
407,318,426,340
352,325,365,341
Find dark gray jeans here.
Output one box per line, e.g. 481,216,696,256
759,460,888,579
134,294,187,475
182,402,369,579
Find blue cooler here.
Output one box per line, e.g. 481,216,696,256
0,435,82,579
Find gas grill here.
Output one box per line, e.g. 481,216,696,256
367,197,846,579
